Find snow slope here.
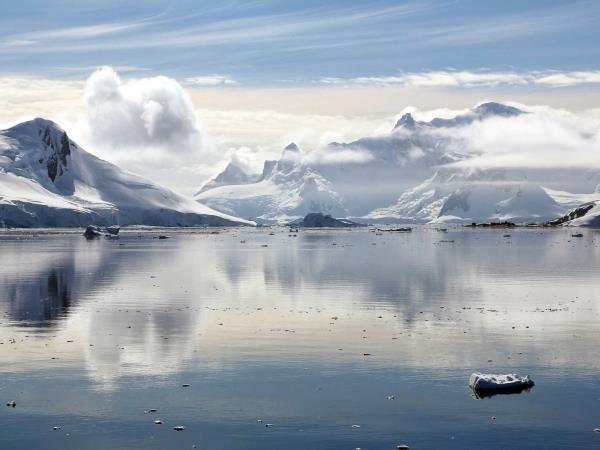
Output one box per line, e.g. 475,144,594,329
367,168,566,224
0,118,253,227
546,201,600,227
195,160,258,195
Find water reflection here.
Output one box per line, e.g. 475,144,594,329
1,229,600,450
6,268,72,326
0,228,599,389
471,386,535,400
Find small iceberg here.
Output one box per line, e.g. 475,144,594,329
106,225,120,236
83,225,120,239
469,372,534,398
83,225,102,239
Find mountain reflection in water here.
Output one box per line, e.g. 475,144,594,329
0,228,599,450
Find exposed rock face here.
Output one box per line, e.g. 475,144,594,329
257,160,277,182
393,113,416,130
41,126,71,182
293,212,366,228
545,202,596,226
276,142,301,174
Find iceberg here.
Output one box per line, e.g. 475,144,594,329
469,372,534,398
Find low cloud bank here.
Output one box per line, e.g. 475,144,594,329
432,105,600,171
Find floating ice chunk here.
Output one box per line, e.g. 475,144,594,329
469,372,534,397
83,225,102,239
106,225,120,236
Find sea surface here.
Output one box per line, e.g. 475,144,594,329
0,227,599,450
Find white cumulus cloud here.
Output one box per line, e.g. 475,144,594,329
84,66,204,153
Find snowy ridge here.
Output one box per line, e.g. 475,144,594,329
547,201,600,227
195,160,258,195
393,102,523,131
367,168,566,224
0,118,253,227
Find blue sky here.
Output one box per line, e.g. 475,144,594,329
2,0,600,83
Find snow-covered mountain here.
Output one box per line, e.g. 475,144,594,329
195,160,258,195
195,143,346,223
366,168,568,224
197,102,600,225
392,102,523,131
546,201,600,227
195,107,472,223
0,118,253,227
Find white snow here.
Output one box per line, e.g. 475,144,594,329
0,118,253,227
5,104,599,227
198,103,600,224
469,372,534,393
0,171,90,211
560,201,600,227
195,160,258,195
196,145,346,224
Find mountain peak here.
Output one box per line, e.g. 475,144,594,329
8,117,65,135
284,142,300,152
474,102,523,117
1,119,252,227
3,118,73,184
196,159,255,195
394,113,416,130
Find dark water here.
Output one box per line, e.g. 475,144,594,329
1,227,599,450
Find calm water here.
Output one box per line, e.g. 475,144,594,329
1,227,600,450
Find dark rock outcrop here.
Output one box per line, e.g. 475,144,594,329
465,221,516,228
545,202,595,226
41,127,71,182
292,212,366,228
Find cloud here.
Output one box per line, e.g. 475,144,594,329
56,65,149,74
432,105,600,171
320,70,600,88
184,75,238,86
3,67,600,196
1,0,596,60
23,21,145,41
84,66,204,153
535,71,600,87
0,2,433,54
1,20,151,52
303,148,374,165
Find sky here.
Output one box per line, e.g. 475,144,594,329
1,0,600,194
